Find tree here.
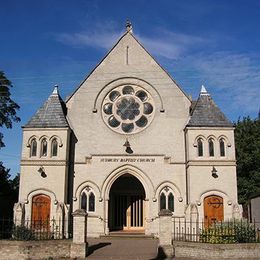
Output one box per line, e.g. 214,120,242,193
235,116,260,205
0,71,20,218
0,71,20,148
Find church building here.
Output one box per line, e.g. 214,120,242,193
15,23,241,237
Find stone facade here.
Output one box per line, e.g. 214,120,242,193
15,24,241,238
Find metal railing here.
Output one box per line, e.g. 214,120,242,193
172,218,260,243
0,218,72,240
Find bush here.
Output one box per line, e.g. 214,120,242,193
200,220,257,244
12,225,35,240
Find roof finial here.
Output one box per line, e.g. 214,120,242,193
200,85,210,96
52,85,59,95
126,20,133,33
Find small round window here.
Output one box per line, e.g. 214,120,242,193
102,85,155,134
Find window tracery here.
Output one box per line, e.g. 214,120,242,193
80,186,95,212
102,85,155,134
159,186,174,212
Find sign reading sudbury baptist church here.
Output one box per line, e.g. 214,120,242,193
100,157,156,163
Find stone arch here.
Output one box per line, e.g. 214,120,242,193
93,77,165,112
154,181,182,201
74,180,101,202
198,189,231,206
49,135,63,147
193,135,206,146
101,164,154,201
27,188,57,204
26,135,39,147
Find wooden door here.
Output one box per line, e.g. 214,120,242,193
31,194,50,229
110,194,144,231
204,195,223,226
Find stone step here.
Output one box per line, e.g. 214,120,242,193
101,232,155,239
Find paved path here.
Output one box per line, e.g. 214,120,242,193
86,237,159,259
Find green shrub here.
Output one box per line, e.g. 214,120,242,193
200,220,257,244
12,225,35,240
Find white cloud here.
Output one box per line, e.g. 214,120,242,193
138,29,206,59
56,22,123,50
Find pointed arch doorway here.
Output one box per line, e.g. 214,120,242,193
108,174,145,232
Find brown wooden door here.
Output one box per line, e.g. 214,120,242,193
31,194,50,229
204,195,223,227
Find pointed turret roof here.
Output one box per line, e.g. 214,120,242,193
187,86,233,127
24,86,69,128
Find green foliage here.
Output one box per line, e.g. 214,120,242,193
0,71,20,149
12,225,35,241
200,220,258,244
235,116,260,204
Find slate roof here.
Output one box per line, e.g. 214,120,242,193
24,87,69,128
187,91,233,127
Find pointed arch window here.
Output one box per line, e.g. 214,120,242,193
81,193,87,210
30,138,37,157
219,138,225,157
51,138,58,157
160,193,166,210
41,138,48,157
168,193,174,212
159,187,174,212
209,138,214,157
197,138,203,157
80,186,95,212
89,192,95,212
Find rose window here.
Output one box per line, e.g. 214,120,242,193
102,85,155,134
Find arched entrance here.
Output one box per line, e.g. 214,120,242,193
204,195,224,226
108,174,145,232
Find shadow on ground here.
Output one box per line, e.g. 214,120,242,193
87,242,112,257
150,246,171,260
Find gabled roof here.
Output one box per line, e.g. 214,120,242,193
187,86,233,127
65,23,190,103
24,86,69,128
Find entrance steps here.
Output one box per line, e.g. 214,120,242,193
101,231,155,239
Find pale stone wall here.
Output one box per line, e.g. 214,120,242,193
18,128,70,220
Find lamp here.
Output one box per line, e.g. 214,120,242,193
38,166,47,178
123,138,133,154
211,166,218,178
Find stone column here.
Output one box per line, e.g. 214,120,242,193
158,209,174,259
70,209,88,258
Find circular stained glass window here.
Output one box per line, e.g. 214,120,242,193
102,85,155,134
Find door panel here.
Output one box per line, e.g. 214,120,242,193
204,195,223,227
110,194,144,231
31,194,50,229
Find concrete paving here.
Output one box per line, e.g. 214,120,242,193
86,237,160,259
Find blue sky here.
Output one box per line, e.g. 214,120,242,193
1,0,260,177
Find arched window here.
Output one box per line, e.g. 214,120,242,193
168,193,174,212
81,193,87,210
159,187,175,212
160,193,166,210
89,192,95,212
209,138,214,157
219,138,225,157
30,139,37,157
80,186,95,212
197,138,203,157
51,138,58,157
41,138,48,157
